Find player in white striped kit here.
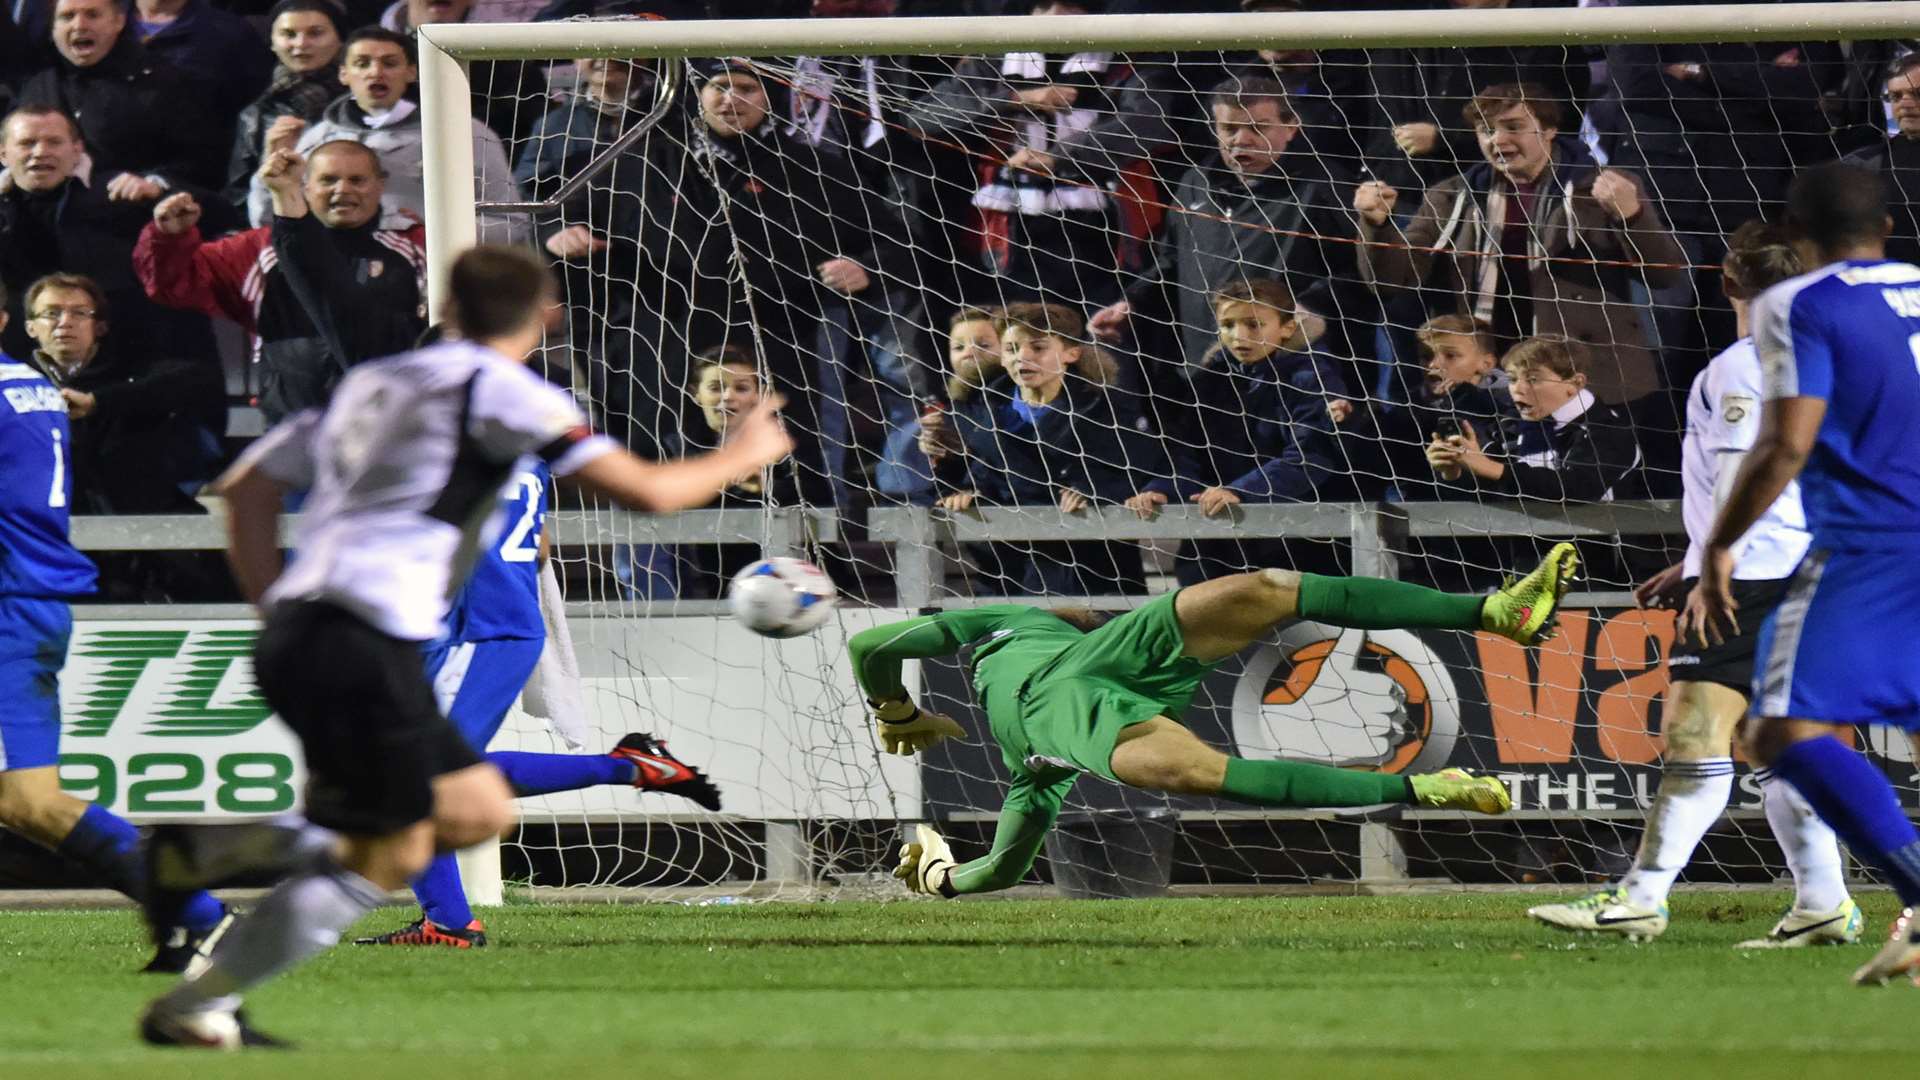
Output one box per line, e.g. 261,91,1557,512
1528,221,1860,946
137,246,793,1048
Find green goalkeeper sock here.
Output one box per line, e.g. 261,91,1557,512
1220,757,1414,808
1296,573,1484,631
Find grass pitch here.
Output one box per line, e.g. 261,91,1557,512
1,891,1912,1080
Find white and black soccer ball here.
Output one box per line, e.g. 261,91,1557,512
728,557,836,638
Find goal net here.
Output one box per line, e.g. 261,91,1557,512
418,3,1920,900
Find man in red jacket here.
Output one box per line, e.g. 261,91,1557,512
134,140,426,421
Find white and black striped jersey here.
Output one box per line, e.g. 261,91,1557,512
1680,337,1809,580
235,341,617,641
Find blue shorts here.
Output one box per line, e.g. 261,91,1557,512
0,597,71,772
421,637,545,751
1753,547,1920,728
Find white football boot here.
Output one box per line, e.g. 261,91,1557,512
1735,898,1863,949
1527,887,1669,941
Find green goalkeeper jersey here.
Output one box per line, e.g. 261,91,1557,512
850,604,1084,773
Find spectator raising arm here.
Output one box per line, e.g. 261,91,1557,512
261,146,427,380
135,192,265,330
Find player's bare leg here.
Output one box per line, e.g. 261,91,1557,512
141,765,516,1047
1109,715,1510,813
1173,570,1303,664
1173,542,1579,665
0,766,90,847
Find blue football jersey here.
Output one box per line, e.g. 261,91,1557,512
0,359,97,599
1754,260,1920,548
445,461,549,644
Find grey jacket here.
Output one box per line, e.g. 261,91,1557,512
247,93,528,244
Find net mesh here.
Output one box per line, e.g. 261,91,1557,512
448,19,1920,898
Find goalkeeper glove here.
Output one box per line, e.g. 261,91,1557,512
870,696,965,755
895,823,957,897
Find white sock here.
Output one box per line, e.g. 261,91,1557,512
1757,767,1851,912
160,857,387,1014
1620,758,1734,909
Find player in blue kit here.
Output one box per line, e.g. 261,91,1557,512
0,290,230,973
1689,162,1920,986
355,460,721,948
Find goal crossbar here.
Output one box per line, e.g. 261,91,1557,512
418,3,1920,60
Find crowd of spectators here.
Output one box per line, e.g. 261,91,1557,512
4,0,1919,600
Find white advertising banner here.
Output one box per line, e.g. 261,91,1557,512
59,610,922,823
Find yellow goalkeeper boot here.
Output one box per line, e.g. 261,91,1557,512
1410,769,1512,814
1482,542,1581,646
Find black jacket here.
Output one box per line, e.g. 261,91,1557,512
617,121,910,423
1137,348,1356,502
225,66,339,210
939,376,1156,506
47,342,223,515
0,170,208,362
270,211,428,409
138,0,271,127
19,34,224,190
1140,150,1375,369
1843,136,1920,268
1457,393,1646,503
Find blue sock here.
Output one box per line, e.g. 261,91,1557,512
411,852,474,930
1770,735,1920,906
56,805,225,930
487,751,636,798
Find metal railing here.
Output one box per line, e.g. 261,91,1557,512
72,500,1680,616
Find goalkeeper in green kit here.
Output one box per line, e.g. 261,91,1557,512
852,545,1580,896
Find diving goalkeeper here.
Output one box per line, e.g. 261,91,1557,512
853,547,1579,896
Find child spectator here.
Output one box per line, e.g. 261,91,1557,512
1387,314,1512,499
225,0,344,211
888,306,1003,503
1124,277,1358,583
933,302,1151,596
1425,335,1644,503
667,348,804,598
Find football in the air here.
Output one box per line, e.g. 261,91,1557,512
728,557,837,638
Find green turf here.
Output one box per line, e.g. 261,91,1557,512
1,892,1912,1080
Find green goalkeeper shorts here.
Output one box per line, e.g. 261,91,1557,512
1002,591,1214,782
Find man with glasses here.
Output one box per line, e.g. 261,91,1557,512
1842,55,1920,266
22,273,222,519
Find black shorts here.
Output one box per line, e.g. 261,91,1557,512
253,601,481,835
1667,576,1791,694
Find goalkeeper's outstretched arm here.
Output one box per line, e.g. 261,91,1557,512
899,773,1075,897
850,609,1030,754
